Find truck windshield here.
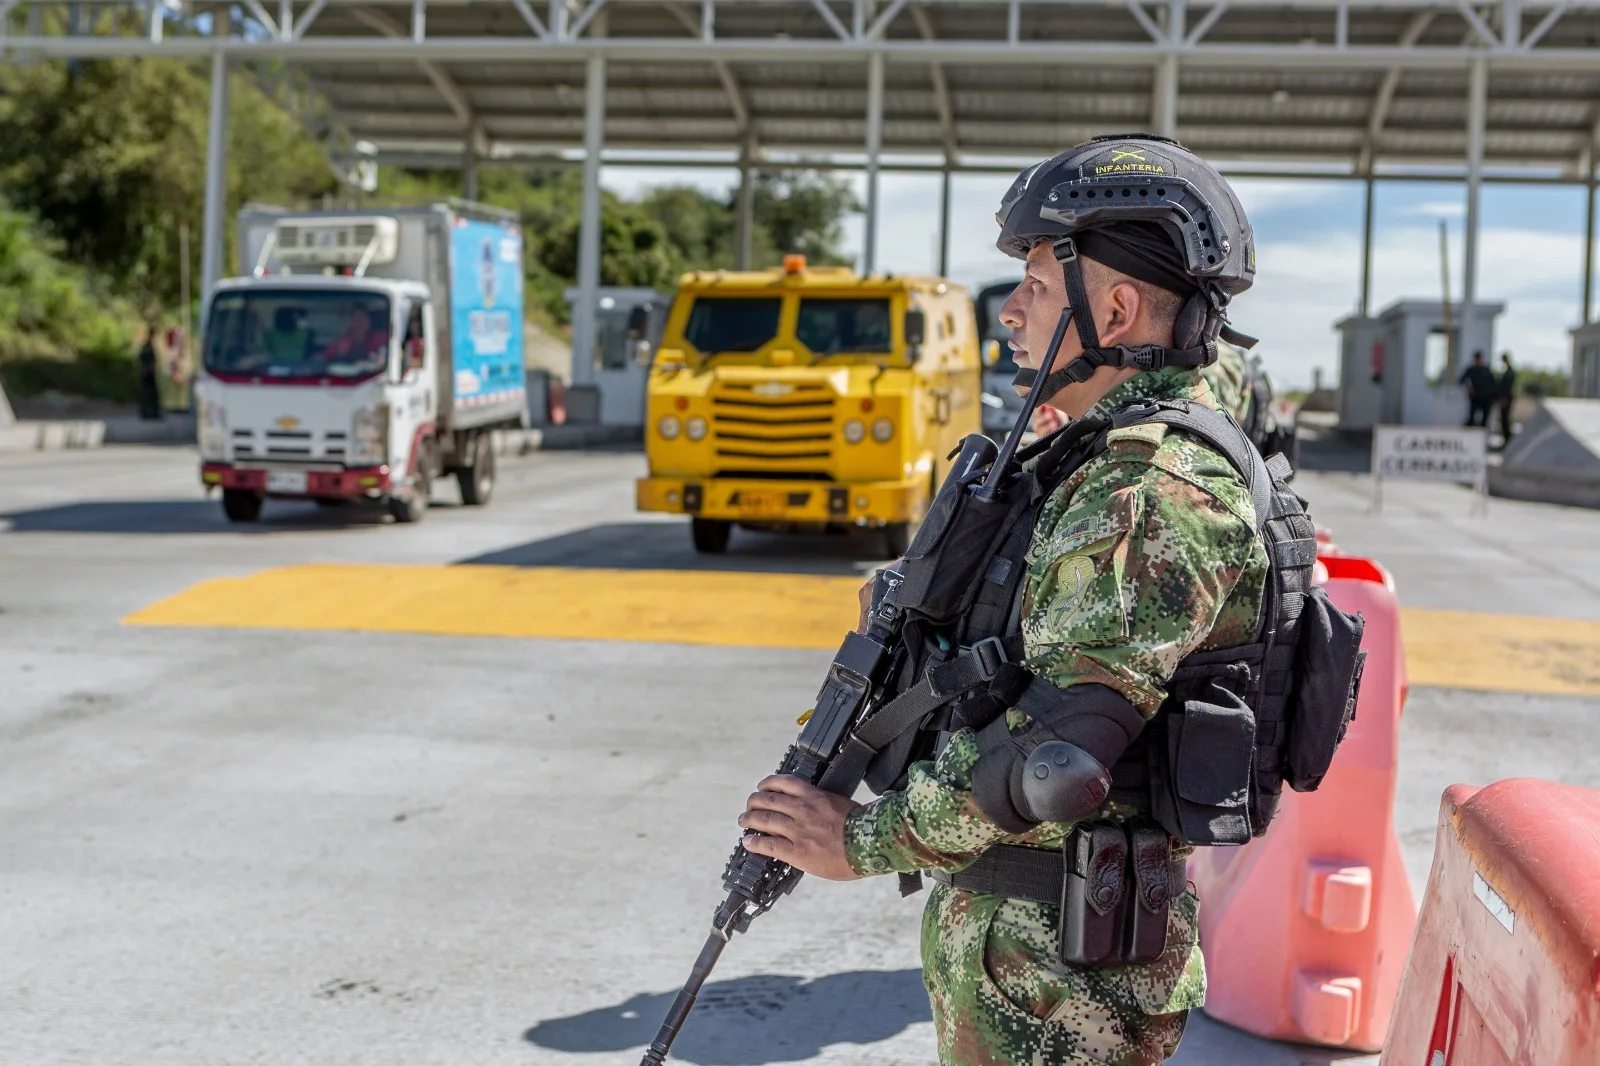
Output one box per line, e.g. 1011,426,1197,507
204,290,392,380
684,298,781,355
796,297,892,355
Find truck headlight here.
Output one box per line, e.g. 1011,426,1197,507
351,404,389,465
871,418,894,443
658,415,682,440
197,396,229,460
842,418,866,444
685,416,707,442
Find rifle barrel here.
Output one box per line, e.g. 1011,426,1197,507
639,930,729,1065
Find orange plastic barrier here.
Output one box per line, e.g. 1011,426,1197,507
1381,780,1600,1066
1187,554,1417,1051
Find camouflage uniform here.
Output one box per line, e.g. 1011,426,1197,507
843,365,1270,1066
1198,340,1249,424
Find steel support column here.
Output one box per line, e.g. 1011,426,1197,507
1153,54,1178,139
462,123,480,201
1359,174,1375,315
200,49,230,307
863,50,884,275
572,53,605,388
1459,56,1486,373
937,168,951,276
1584,177,1596,324
736,154,755,269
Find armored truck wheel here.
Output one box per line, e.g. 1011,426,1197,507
388,464,431,524
221,489,263,523
691,517,731,554
457,433,496,506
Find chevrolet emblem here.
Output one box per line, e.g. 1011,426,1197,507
753,382,795,398
275,416,301,429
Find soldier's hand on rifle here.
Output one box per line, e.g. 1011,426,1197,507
739,775,863,882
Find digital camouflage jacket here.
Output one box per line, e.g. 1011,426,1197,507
842,365,1270,1065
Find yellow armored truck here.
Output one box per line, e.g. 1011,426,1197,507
635,256,983,554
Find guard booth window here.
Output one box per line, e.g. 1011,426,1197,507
796,298,891,355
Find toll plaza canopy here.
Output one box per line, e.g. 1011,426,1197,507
11,0,1600,358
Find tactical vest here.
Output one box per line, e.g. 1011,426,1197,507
830,398,1366,862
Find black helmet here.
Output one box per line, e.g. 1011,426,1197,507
995,134,1257,397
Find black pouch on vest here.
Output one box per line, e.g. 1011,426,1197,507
1125,825,1176,964
1283,587,1366,792
1149,681,1256,846
888,485,1027,624
1060,823,1127,966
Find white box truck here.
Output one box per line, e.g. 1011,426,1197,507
194,202,527,523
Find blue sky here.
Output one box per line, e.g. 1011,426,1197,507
602,165,1590,390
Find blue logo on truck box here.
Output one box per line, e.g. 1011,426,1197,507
450,219,524,403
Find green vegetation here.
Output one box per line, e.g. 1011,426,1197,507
0,53,859,400
1516,367,1570,398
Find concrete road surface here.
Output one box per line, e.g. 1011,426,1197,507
2,444,1597,1066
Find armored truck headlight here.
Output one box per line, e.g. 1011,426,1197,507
842,418,866,444
657,415,682,440
351,404,389,465
871,418,894,443
685,416,707,442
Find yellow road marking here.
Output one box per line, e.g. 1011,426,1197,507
123,563,863,650
1401,607,1600,698
124,565,1600,697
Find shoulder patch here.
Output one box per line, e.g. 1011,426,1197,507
1105,421,1169,451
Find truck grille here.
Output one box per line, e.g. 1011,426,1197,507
710,381,834,479
231,428,347,461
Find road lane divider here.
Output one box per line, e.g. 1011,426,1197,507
123,564,1600,696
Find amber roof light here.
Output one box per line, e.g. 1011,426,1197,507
783,254,806,274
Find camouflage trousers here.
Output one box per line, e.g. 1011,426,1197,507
919,883,1206,1066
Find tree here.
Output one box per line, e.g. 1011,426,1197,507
0,58,338,313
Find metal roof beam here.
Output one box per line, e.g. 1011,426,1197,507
808,0,850,39
1454,0,1500,47
347,5,488,155
662,2,749,139
908,3,956,164
1185,1,1228,47
1357,9,1434,175
1521,0,1569,48
1125,0,1165,43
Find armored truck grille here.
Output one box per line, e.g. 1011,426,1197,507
710,382,835,477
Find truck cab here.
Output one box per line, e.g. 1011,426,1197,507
195,205,525,523
635,257,982,555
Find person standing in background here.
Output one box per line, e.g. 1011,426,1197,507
1496,352,1517,446
136,326,163,421
1459,351,1495,428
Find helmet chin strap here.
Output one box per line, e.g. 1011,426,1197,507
1010,236,1222,406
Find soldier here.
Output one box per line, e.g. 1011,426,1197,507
738,135,1271,1065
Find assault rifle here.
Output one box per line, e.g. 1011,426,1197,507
638,308,1075,1065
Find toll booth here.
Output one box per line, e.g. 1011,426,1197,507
562,287,672,426
1572,321,1600,399
1335,299,1504,431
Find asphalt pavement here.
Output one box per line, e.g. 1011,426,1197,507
2,443,1597,1066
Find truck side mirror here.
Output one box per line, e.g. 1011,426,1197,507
903,308,926,348
983,339,1002,367
627,304,651,340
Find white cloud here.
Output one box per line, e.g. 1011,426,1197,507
1400,200,1468,220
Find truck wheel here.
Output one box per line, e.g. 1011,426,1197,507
883,521,913,558
222,489,263,523
691,518,731,554
388,464,431,524
456,433,496,506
